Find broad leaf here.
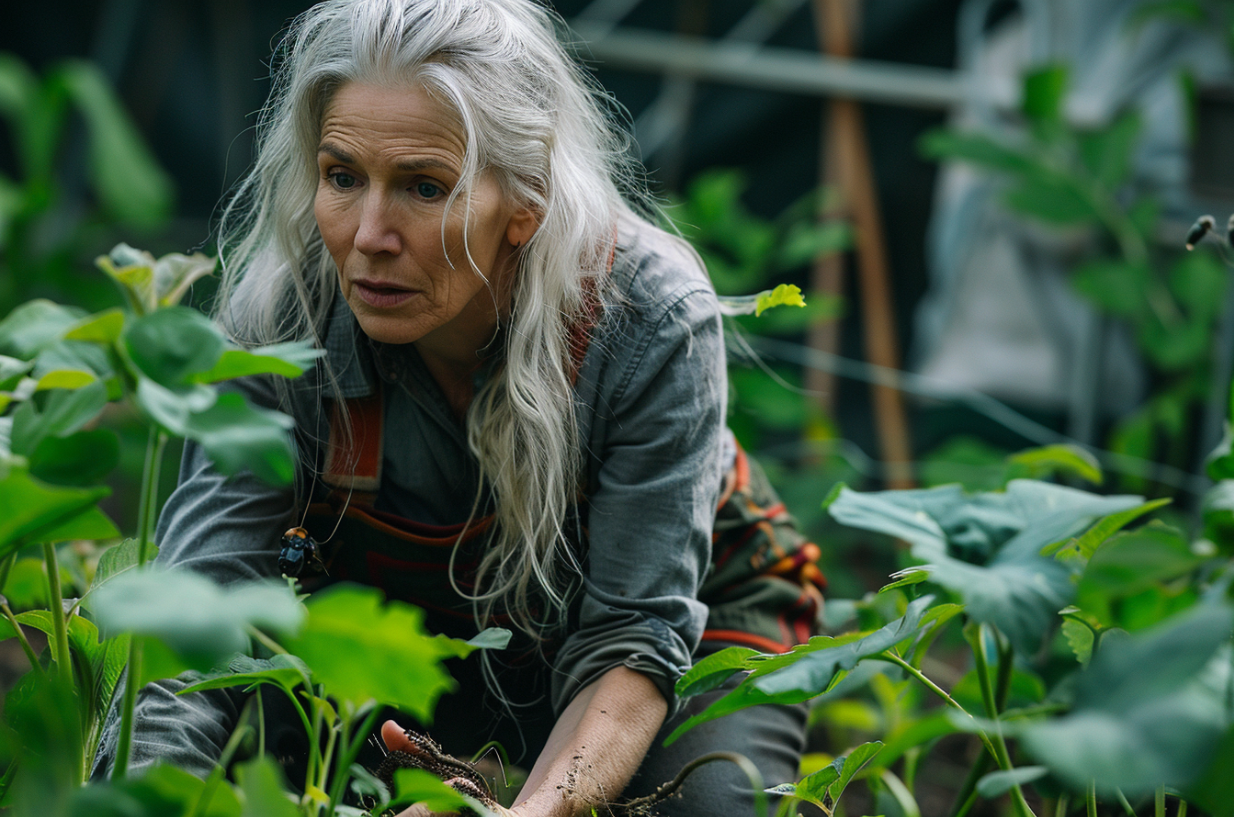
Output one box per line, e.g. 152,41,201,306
1073,524,1206,629
917,130,1036,174
1005,174,1098,225
10,380,109,457
778,741,883,809
0,355,32,390
28,428,120,486
286,584,458,718
1004,444,1102,485
0,459,113,554
1019,602,1234,797
1043,498,1172,561
180,654,311,697
192,341,323,384
1022,64,1068,126
91,568,304,675
0,300,86,360
180,392,297,485
123,307,226,386
79,539,150,613
676,646,761,698
63,308,125,344
1077,110,1140,187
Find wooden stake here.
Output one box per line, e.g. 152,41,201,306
810,0,915,488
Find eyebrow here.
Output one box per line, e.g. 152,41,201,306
316,142,457,175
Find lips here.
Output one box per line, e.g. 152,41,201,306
351,278,419,308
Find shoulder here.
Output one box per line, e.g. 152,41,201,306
606,214,719,329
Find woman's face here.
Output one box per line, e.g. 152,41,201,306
314,82,535,353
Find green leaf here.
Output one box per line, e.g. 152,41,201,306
235,756,300,817
755,284,806,317
123,307,227,386
181,392,297,485
80,539,148,610
191,341,323,384
63,308,125,344
180,654,311,697
1061,617,1095,667
465,627,513,651
777,222,851,269
0,459,112,554
390,768,470,813
675,646,761,698
827,480,1146,653
10,380,109,457
0,300,87,360
1004,444,1102,485
133,376,217,434
0,355,33,390
1077,111,1140,187
286,584,457,718
1022,64,1069,126
91,568,304,676
1044,497,1172,561
1019,602,1234,797
790,741,884,808
1004,174,1099,225
67,763,243,816
151,251,216,308
877,571,930,595
1073,524,1205,629
917,130,1037,175
976,767,1049,798
28,428,120,486
56,61,174,229
754,595,935,699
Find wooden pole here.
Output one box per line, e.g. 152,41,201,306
810,0,915,488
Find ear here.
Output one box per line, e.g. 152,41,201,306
506,206,539,248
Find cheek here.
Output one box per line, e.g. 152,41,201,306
313,192,351,262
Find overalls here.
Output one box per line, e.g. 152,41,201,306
289,382,827,813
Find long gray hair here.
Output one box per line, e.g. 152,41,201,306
216,0,650,636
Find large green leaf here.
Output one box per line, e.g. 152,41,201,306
180,654,312,697
0,355,33,390
917,130,1036,175
123,307,227,386
1019,602,1233,797
285,584,458,718
91,568,304,676
56,61,174,229
182,392,297,485
10,381,109,457
827,481,1145,653
1005,174,1099,225
0,300,86,360
79,539,152,613
1004,444,1102,485
1022,64,1069,127
1073,524,1206,629
675,646,761,698
192,341,323,384
0,459,113,554
390,768,470,814
28,428,119,486
96,246,217,314
66,763,243,817
666,597,935,745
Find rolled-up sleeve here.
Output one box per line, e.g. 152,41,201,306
552,278,726,715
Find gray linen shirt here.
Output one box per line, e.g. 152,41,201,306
94,217,727,779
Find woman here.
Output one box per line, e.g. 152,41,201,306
94,1,825,814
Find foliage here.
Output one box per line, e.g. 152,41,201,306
0,52,174,316
920,65,1227,490
673,432,1234,816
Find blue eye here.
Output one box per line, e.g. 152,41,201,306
416,181,442,198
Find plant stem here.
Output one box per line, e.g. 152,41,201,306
1156,785,1166,817
1055,795,1069,817
113,638,143,780
1178,797,1188,817
947,749,992,817
135,428,167,567
1087,780,1098,817
0,599,44,679
324,705,374,817
873,653,1001,764
1116,788,1136,816
966,626,1036,817
42,543,72,688
188,704,254,817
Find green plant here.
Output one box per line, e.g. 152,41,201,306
920,65,1227,492
0,53,174,315
666,442,1234,816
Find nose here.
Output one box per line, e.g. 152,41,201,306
353,194,402,256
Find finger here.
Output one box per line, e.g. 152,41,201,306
382,718,412,752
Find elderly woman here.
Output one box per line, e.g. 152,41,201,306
94,1,825,815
